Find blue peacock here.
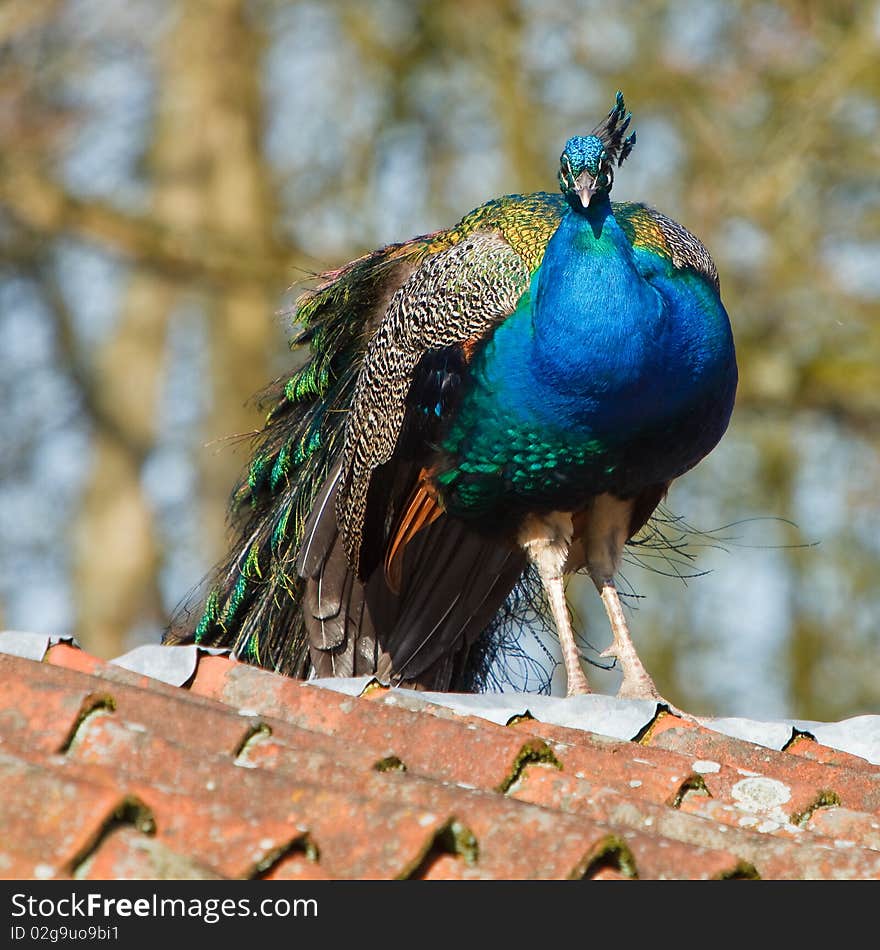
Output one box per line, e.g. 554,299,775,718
167,93,737,703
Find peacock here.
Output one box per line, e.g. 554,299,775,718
167,93,737,703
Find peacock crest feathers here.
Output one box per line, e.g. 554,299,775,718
591,90,637,169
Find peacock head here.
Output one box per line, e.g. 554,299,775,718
559,91,636,212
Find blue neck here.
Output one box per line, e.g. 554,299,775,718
531,197,662,395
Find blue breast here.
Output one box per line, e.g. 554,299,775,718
438,198,737,517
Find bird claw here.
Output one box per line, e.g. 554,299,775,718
600,647,699,723
620,685,701,725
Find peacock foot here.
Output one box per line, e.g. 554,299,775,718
565,663,592,697
599,644,699,723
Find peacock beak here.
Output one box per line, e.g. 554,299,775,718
575,173,599,209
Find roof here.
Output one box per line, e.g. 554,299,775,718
1,630,879,880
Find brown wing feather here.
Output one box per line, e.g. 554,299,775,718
384,475,444,594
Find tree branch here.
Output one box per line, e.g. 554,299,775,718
0,158,304,289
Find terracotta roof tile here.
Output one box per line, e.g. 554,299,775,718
189,659,558,792
417,855,497,880
0,662,115,754
784,733,878,770
800,805,880,851
614,829,755,880
588,867,633,881
2,636,879,880
44,643,103,676
645,722,880,813
0,746,137,876
511,759,880,879
4,744,302,880
60,713,456,880
238,729,673,879
75,827,221,881
261,851,338,881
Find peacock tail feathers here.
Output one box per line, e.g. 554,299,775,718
189,252,419,669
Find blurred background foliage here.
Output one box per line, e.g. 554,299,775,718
1,0,878,720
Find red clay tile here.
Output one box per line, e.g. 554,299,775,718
82,677,255,759
261,851,330,881
509,761,880,879
241,731,600,879
507,712,671,749
245,735,572,879
44,644,156,689
641,711,700,739
784,734,879,772
188,654,280,708
128,785,315,880
76,827,221,880
0,748,142,874
44,643,103,676
588,868,633,880
508,763,771,872
35,651,260,757
187,653,237,700
61,713,454,880
616,828,756,880
236,728,396,774
676,780,835,839
0,848,71,881
681,765,844,832
6,644,880,880
234,723,752,880
193,663,556,792
0,655,115,754
803,806,880,852
416,855,498,880
527,732,705,807
646,725,880,815
510,715,788,816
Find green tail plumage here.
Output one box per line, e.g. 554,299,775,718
179,247,421,671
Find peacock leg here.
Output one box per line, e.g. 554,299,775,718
599,580,661,701
519,513,591,697
545,570,591,696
